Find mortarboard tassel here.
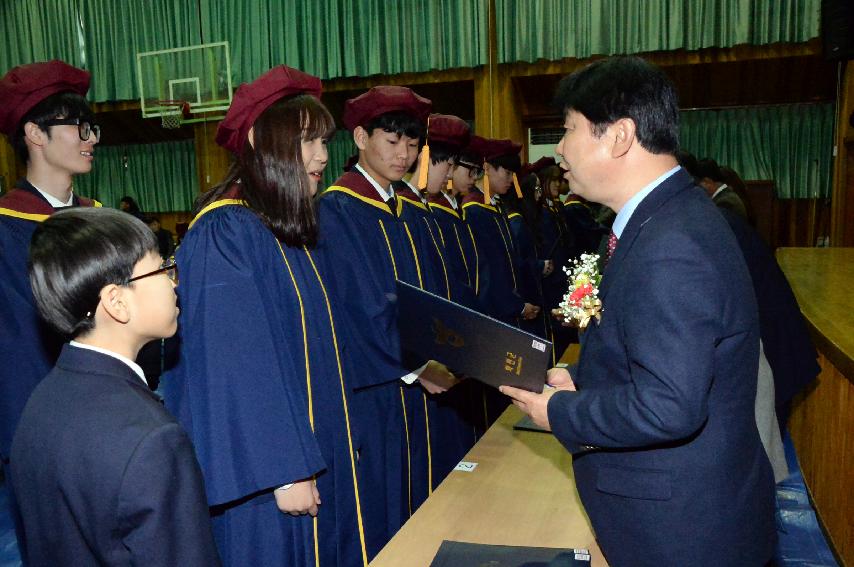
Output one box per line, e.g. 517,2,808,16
483,162,491,202
446,179,453,191
417,115,431,190
513,172,523,198
417,143,430,190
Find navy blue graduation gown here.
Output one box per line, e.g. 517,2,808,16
0,181,99,461
539,200,579,362
394,184,478,496
458,191,521,425
425,193,491,442
161,200,369,567
506,211,549,340
562,197,607,254
0,180,99,561
426,193,479,310
460,191,525,325
314,171,428,557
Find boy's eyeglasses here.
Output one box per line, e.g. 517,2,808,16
457,162,484,179
41,118,101,143
128,259,178,284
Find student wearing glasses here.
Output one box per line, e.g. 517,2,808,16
0,60,102,559
10,208,219,566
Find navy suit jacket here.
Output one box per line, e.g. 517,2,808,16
10,345,220,566
547,169,776,567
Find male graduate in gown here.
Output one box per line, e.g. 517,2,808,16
501,57,776,567
0,60,101,558
428,138,480,306
393,113,479,492
460,136,539,327
458,136,541,426
314,86,459,557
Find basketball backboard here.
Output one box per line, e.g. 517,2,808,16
137,41,232,122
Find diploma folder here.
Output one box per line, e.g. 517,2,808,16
395,280,551,393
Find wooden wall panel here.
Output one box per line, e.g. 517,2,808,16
0,137,25,194
193,120,231,195
789,353,854,566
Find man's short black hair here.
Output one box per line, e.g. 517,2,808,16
553,56,679,155
695,158,725,183
11,91,94,162
428,141,458,165
364,110,426,141
456,149,481,167
486,153,522,173
29,208,158,338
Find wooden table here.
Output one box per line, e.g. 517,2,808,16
777,247,854,379
370,404,607,566
777,247,854,564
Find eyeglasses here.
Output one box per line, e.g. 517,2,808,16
41,118,101,143
457,162,484,179
128,258,178,284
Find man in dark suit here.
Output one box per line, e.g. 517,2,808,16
501,57,776,566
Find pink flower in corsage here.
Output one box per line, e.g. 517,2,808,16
559,253,603,329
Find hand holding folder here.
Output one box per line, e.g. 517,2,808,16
395,281,552,393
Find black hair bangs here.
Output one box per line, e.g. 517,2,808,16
365,110,425,140
298,95,336,141
487,153,522,173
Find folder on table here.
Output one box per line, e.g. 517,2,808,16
429,540,591,566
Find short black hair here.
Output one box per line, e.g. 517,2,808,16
553,56,679,155
457,149,481,167
486,153,522,173
428,141,458,165
365,110,425,141
29,208,158,338
11,91,94,162
695,158,724,182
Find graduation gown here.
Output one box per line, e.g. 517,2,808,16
0,180,100,562
562,197,606,254
394,183,479,494
0,180,99,461
460,191,525,325
539,199,579,362
161,199,369,567
505,211,549,340
314,170,429,557
459,190,522,425
426,192,479,310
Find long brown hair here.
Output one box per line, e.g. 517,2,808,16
196,94,335,247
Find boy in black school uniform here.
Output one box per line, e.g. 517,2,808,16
10,208,220,567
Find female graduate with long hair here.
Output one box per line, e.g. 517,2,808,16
162,66,369,567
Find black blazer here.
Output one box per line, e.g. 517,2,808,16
547,169,776,567
10,344,220,566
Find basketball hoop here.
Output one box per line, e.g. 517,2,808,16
156,100,190,129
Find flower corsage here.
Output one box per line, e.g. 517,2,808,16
559,253,603,329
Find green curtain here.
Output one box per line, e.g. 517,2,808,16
323,129,358,190
75,140,199,212
199,0,487,85
497,0,821,64
679,103,833,199
77,0,201,102
1,0,201,103
0,0,86,71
